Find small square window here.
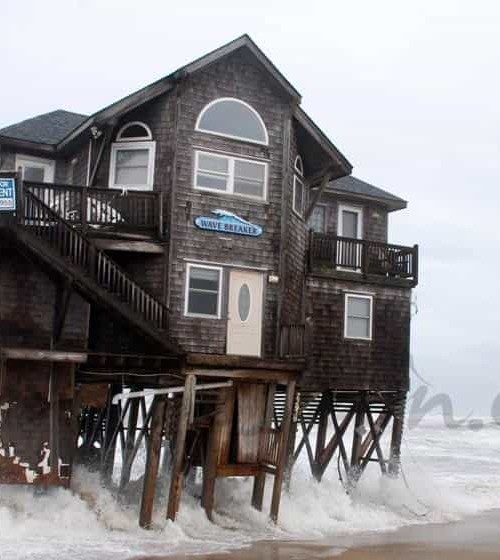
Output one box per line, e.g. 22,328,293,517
344,294,373,340
293,175,305,217
185,265,222,318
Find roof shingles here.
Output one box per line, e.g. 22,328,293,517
0,110,87,145
327,175,407,211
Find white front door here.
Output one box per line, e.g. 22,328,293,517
227,270,264,357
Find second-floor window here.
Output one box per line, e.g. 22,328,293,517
109,122,156,190
194,150,267,200
338,204,363,239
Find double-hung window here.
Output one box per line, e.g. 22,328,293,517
185,264,222,318
344,294,373,340
194,151,267,201
109,122,156,190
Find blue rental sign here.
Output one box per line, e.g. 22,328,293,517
0,178,16,212
194,209,263,237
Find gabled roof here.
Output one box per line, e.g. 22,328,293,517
0,110,87,146
59,34,302,150
0,35,351,178
327,175,407,212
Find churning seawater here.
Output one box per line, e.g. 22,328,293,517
1,415,500,560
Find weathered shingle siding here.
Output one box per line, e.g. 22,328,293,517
281,120,308,325
0,248,90,349
318,192,389,242
167,49,292,355
303,277,411,391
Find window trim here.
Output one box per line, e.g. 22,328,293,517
109,140,156,191
194,150,268,201
292,174,305,218
184,263,223,319
294,155,304,175
344,293,373,341
195,97,269,146
338,203,363,239
15,154,55,183
116,121,153,141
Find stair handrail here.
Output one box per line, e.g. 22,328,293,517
21,188,170,331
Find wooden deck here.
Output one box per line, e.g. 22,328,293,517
309,232,418,286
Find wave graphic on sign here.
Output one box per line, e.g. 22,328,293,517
194,209,263,237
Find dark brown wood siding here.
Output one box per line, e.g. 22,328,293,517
303,276,411,391
0,248,90,350
167,49,295,355
314,191,389,243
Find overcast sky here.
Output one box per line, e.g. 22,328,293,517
2,0,499,415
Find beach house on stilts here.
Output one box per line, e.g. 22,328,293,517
0,35,418,526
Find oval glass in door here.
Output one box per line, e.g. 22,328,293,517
238,283,251,321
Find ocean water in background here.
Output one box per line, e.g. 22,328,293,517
1,415,500,559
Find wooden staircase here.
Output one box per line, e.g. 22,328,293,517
8,187,181,356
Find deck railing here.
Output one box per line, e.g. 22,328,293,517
21,189,170,331
24,181,163,236
309,233,418,285
279,324,306,358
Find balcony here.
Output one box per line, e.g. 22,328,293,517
309,233,418,286
24,182,163,237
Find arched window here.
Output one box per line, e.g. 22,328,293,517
116,121,152,141
109,121,155,190
294,155,304,176
196,98,268,145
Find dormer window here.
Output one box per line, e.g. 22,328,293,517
293,155,305,217
196,98,268,145
109,122,155,190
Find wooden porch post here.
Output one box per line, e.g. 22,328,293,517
139,395,167,528
166,373,195,521
313,393,328,482
270,379,296,523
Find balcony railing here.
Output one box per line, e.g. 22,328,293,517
24,182,163,237
309,233,418,285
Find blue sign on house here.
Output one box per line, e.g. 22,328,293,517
0,178,16,212
194,209,263,237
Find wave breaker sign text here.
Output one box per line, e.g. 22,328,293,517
194,210,263,237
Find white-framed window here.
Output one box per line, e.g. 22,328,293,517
184,263,223,319
344,294,373,340
196,98,268,145
338,204,363,239
194,150,267,201
16,155,55,183
308,204,326,233
294,155,304,175
109,121,156,190
293,175,305,217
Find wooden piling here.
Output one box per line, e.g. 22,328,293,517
167,373,195,521
252,383,276,511
139,395,167,529
270,379,296,522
